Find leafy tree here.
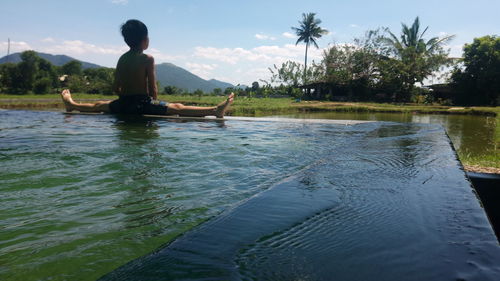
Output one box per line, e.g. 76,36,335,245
451,35,500,105
292,13,328,83
212,88,222,96
224,87,235,96
0,63,23,93
18,51,40,92
268,60,323,98
33,77,53,94
83,67,115,94
66,75,88,93
322,44,375,99
3,51,58,94
323,45,363,84
381,17,454,101
36,58,58,93
61,60,83,76
0,51,115,95
251,81,260,91
318,29,402,101
164,85,182,95
193,89,204,97
269,61,304,87
84,67,113,81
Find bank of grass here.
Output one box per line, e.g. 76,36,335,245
461,152,500,174
1,93,498,172
1,93,498,116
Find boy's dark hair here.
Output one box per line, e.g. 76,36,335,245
121,19,148,48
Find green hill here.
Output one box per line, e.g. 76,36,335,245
0,52,101,69
208,79,234,89
0,52,234,92
155,63,233,92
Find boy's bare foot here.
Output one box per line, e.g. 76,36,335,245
60,89,75,112
215,93,234,118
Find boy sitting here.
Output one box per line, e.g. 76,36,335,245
61,19,234,118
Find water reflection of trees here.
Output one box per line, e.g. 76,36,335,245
287,112,496,159
364,123,422,181
412,115,496,156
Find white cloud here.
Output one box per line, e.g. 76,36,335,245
191,43,328,84
194,44,325,66
0,40,32,54
111,0,128,5
349,24,359,28
255,34,265,40
41,40,127,55
148,48,183,62
282,32,296,39
185,62,218,79
445,44,464,59
1,37,181,68
238,67,272,84
194,47,248,64
255,33,276,41
186,62,217,71
41,37,55,43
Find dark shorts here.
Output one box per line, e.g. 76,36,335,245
109,95,169,115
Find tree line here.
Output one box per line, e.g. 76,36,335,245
0,51,115,95
0,51,248,97
1,16,498,106
267,15,499,106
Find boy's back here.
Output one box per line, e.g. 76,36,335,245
115,50,153,96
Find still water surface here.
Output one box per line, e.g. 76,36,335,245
278,112,498,159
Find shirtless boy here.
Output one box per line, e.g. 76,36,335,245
60,19,234,118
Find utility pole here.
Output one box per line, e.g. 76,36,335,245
6,38,10,62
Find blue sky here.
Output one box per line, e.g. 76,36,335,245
1,0,498,85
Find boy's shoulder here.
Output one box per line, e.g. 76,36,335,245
144,53,154,63
118,51,154,64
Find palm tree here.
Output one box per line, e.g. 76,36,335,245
384,17,454,57
292,13,328,84
382,17,454,94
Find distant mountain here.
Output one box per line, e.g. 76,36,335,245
155,63,234,92
208,79,234,90
0,52,102,69
0,52,235,92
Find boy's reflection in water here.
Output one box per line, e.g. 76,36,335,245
113,115,161,144
111,115,225,230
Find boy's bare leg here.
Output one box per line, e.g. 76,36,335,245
167,93,234,118
215,93,235,118
60,89,111,113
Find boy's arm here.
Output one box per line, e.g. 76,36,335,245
112,64,121,94
146,55,158,100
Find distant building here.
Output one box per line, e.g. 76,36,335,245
425,83,455,101
299,82,349,101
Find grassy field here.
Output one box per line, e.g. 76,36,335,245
1,93,498,172
1,93,498,116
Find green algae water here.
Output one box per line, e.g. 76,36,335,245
0,110,325,280
1,109,499,281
